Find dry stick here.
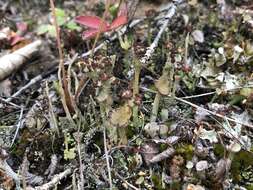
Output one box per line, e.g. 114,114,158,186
181,91,216,99
140,3,176,65
32,168,72,190
11,106,24,147
6,55,77,103
49,0,74,120
66,54,79,113
140,86,253,130
0,40,42,81
184,32,190,65
173,96,253,130
90,0,111,56
178,85,253,99
114,172,139,190
0,97,21,108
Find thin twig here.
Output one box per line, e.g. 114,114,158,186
32,168,72,190
6,68,54,103
181,91,216,99
6,55,77,103
115,172,139,190
174,96,253,129
103,127,113,189
140,86,253,130
11,106,24,147
0,97,21,108
99,102,113,189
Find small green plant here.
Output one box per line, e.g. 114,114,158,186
64,133,76,160
37,8,81,37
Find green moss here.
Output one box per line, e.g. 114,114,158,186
176,144,194,161
246,184,253,190
231,151,253,183
151,174,163,190
214,144,225,157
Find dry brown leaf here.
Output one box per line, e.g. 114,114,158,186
110,104,132,126
155,75,170,95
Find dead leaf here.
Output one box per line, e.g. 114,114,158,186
192,30,204,43
140,142,159,165
155,75,170,95
110,104,132,126
144,122,160,138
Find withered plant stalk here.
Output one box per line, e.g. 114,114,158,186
49,0,75,120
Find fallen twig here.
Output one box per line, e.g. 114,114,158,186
5,55,77,103
11,106,24,147
115,172,139,190
0,40,42,81
32,168,72,190
140,86,253,130
181,91,216,99
5,65,57,103
173,96,253,130
0,96,21,108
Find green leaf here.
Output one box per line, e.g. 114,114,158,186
66,21,81,30
57,16,66,26
37,24,50,35
55,8,65,18
109,4,119,18
155,75,170,95
47,25,57,37
64,147,76,160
